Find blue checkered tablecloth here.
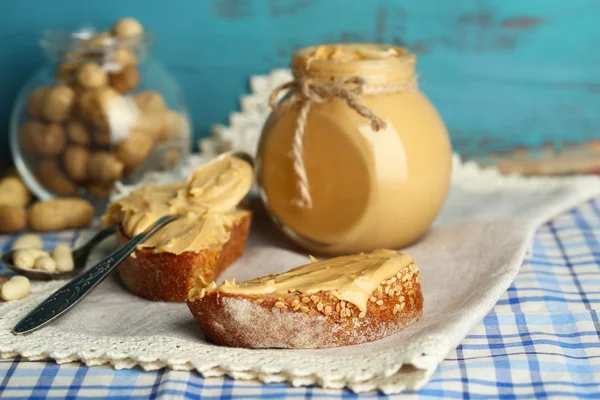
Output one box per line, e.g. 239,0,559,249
2,199,600,399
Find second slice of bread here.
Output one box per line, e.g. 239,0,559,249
187,256,423,348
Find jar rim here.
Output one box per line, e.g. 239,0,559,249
292,44,415,65
291,43,416,86
40,23,154,56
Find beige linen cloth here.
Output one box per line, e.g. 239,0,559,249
1,156,600,394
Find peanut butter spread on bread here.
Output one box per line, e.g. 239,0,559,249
103,154,253,254
193,249,415,312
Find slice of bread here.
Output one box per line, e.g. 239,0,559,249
117,210,252,302
186,253,423,348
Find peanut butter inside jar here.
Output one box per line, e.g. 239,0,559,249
256,44,452,255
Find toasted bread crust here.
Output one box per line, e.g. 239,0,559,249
117,211,252,302
186,262,423,348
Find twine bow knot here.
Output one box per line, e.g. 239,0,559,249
269,77,387,132
268,75,417,209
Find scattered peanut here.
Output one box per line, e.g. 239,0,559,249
28,198,94,232
1,276,31,301
76,90,98,124
88,151,124,184
13,244,75,274
113,17,144,38
77,63,108,89
109,66,140,92
63,145,89,182
0,176,31,207
78,87,121,129
42,83,75,122
37,159,78,196
115,130,153,171
0,205,27,233
66,120,91,146
12,233,43,250
31,123,66,157
52,244,74,272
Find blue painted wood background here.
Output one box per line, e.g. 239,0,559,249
0,0,599,168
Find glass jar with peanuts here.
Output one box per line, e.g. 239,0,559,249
9,17,191,209
256,44,452,255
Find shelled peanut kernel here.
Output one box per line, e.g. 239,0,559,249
11,237,75,274
35,255,57,272
52,244,75,272
14,249,50,269
12,234,43,250
1,276,31,301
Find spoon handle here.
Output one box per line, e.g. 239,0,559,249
12,215,177,335
72,225,118,262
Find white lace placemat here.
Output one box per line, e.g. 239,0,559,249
1,157,600,394
2,69,600,394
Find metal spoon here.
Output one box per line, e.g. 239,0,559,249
13,215,177,335
1,226,117,281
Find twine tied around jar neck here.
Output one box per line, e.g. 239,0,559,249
268,75,418,209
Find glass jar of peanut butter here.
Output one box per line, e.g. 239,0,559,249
256,44,452,255
9,17,191,207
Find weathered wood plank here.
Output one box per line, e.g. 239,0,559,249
0,0,597,170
